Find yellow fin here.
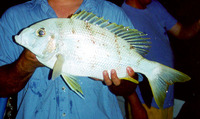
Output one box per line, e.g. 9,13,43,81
120,77,139,84
62,74,84,98
143,61,191,108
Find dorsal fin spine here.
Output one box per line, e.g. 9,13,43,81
93,17,105,25
85,13,95,20
99,20,109,28
71,10,151,56
87,16,98,23
111,25,124,33
117,30,143,36
121,34,146,40
81,14,92,21
104,23,118,30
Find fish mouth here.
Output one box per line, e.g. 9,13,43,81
15,35,22,45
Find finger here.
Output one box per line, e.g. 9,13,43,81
89,77,102,81
111,69,121,86
126,66,137,79
103,70,112,86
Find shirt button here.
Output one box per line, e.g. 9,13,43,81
62,87,66,92
62,113,66,117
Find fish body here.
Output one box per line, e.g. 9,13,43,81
15,11,190,108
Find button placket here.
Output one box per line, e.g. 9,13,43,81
58,79,68,118
62,86,66,92
62,113,66,117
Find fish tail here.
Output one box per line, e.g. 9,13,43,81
139,60,191,108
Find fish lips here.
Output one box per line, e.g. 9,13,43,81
15,35,22,45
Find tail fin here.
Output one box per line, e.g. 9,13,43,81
142,61,191,108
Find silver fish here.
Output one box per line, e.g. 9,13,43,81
15,11,190,108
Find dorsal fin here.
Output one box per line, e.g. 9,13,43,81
71,10,151,56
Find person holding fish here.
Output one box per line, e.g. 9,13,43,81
119,0,200,118
0,0,150,118
0,0,193,118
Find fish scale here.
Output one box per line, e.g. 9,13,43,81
15,10,190,108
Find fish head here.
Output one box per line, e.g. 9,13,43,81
15,20,60,59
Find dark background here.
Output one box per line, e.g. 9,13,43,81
1,0,200,118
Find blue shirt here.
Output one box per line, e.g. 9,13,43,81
0,98,7,119
0,0,135,118
122,0,177,109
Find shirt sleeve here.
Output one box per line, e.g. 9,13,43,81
0,8,23,66
100,1,135,29
152,0,177,30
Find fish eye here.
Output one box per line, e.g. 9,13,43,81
36,28,46,37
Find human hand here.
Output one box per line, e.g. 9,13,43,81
103,67,138,96
17,49,44,72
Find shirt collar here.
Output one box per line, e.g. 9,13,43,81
27,0,48,10
78,0,103,17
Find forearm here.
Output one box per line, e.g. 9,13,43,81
126,92,148,119
0,61,34,97
0,49,41,97
169,20,200,40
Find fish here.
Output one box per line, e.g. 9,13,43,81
15,11,190,108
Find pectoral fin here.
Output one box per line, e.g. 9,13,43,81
52,54,65,80
62,74,84,98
